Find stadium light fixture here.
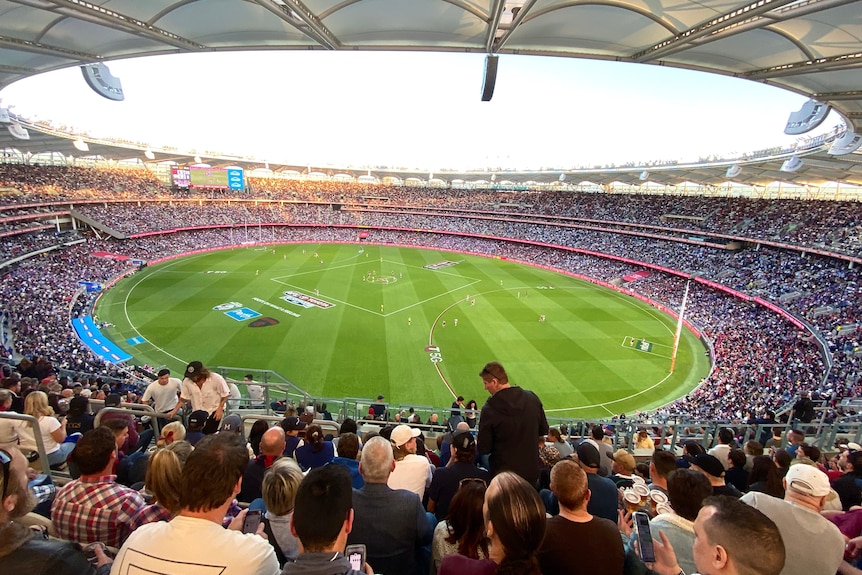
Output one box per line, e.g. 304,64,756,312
726,164,742,178
144,150,155,160
784,99,830,135
7,122,29,140
73,139,89,152
639,170,649,181
780,156,803,172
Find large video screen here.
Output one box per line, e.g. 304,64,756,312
171,167,190,188
188,166,244,190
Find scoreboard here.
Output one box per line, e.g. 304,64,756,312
172,166,244,190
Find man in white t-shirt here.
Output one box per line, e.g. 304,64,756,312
167,362,230,435
111,433,278,575
245,373,265,407
140,369,181,414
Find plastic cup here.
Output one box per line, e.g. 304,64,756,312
649,490,668,514
633,483,650,504
624,490,641,514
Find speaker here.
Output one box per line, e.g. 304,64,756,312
481,55,499,102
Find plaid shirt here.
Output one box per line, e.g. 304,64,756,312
51,474,144,548
129,503,172,533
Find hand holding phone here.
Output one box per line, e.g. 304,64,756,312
633,511,656,563
242,509,262,534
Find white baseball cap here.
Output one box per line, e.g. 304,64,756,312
390,424,421,447
785,463,831,497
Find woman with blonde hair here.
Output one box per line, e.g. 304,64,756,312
261,457,304,567
155,421,186,449
439,472,546,575
129,447,184,531
18,390,75,467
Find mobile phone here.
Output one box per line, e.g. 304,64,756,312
80,542,107,564
242,509,262,534
633,511,656,563
345,543,366,571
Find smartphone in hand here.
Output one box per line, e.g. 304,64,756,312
345,544,366,571
242,509,262,534
633,511,656,563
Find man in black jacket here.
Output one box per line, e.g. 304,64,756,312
476,361,549,485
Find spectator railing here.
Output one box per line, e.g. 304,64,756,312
0,412,52,475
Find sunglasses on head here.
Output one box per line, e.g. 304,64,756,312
459,477,487,489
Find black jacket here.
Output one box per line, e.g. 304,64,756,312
477,386,549,485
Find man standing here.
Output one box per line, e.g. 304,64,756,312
538,460,624,575
691,454,742,498
707,428,735,470
740,464,844,575
1,446,113,574
140,369,181,414
791,391,817,424
167,361,230,435
349,436,433,575
284,464,370,575
476,361,548,485
584,424,614,477
51,427,145,547
111,434,278,575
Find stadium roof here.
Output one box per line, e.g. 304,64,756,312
1,0,862,187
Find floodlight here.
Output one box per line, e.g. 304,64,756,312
639,170,649,181
144,150,155,160
7,123,29,140
559,174,565,182
726,164,742,178
780,156,803,172
784,100,830,135
0,107,10,124
81,63,124,101
829,130,862,156
73,139,89,152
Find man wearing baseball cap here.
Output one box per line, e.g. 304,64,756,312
167,361,230,435
741,463,844,575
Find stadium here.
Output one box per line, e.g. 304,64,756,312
0,0,862,531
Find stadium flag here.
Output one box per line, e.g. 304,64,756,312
670,280,691,373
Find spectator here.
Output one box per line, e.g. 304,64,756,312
0,446,113,575
476,361,549,485
538,459,624,574
791,391,817,424
691,454,742,498
65,395,94,436
247,419,270,456
261,457,304,567
388,424,433,500
609,448,638,489
166,361,230,435
239,426,286,503
747,455,785,499
464,399,478,429
643,468,712,575
100,393,142,454
348,435,433,575
741,464,844,575
279,416,306,458
112,433,278,574
650,495,786,575
635,429,655,451
725,449,749,493
284,464,370,575
431,479,489,574
154,420,186,449
184,410,208,446
51,427,144,547
649,449,676,494
128,446,183,531
708,428,735,470
584,424,614,476
439,471,546,575
244,374,265,408
295,424,335,471
140,368,181,414
330,432,364,489
18,390,74,468
427,429,492,522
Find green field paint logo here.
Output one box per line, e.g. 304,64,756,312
249,317,280,328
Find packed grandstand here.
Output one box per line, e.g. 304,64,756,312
0,163,859,423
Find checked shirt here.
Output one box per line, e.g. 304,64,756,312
51,474,144,548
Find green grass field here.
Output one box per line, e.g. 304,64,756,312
94,243,710,418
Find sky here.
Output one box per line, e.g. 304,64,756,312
0,51,839,171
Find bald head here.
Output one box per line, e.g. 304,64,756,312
455,421,470,432
260,427,286,456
